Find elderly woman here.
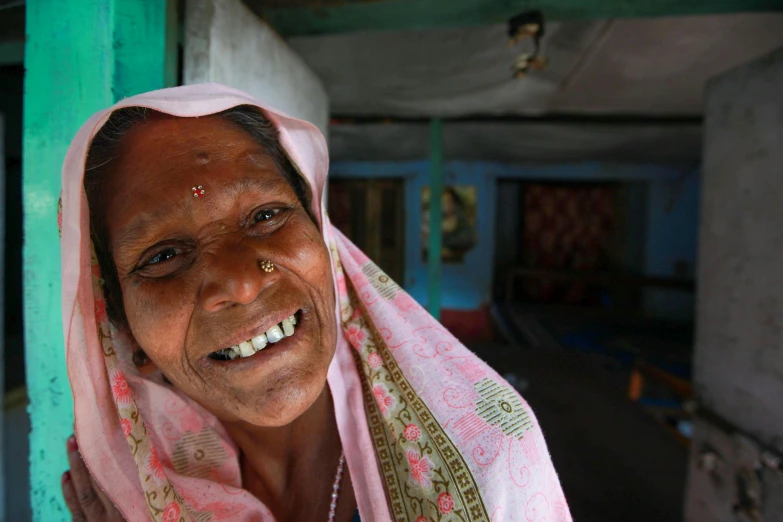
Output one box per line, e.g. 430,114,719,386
59,84,570,522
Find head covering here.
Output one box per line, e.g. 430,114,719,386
61,84,571,522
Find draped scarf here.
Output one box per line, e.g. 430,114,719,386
61,84,571,522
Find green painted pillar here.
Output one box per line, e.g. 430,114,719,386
165,0,180,88
23,1,166,519
427,119,443,319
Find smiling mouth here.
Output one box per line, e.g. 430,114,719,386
209,312,299,361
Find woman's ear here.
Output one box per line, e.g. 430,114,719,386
132,348,158,375
119,328,159,375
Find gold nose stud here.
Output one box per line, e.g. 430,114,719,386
260,260,275,273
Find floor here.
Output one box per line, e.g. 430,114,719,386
471,307,690,522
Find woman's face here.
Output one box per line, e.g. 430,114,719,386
100,112,336,427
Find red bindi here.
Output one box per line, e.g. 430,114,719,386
191,185,205,198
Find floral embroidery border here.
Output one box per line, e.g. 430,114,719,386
347,282,490,522
90,246,189,522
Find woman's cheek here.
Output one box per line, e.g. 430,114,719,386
124,284,188,359
308,241,335,305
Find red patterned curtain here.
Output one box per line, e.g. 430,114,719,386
523,184,615,305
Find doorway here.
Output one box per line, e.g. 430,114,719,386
494,179,627,307
328,178,405,284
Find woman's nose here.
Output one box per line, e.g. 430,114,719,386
198,244,278,312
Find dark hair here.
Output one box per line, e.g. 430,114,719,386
84,105,311,326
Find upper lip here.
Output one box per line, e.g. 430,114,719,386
209,308,301,356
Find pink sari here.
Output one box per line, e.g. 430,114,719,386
61,84,571,522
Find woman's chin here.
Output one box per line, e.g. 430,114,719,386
253,395,320,428
218,375,327,428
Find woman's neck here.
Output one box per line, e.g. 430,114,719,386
222,385,353,521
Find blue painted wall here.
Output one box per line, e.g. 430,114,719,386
408,163,497,309
330,161,493,309
643,169,701,321
330,161,699,314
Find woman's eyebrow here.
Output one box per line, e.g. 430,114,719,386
228,175,290,199
113,199,192,252
113,175,292,251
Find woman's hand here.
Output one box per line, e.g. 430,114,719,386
62,435,126,521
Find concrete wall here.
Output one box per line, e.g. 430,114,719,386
184,0,329,135
686,47,783,521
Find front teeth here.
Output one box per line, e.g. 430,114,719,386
214,314,299,360
251,334,268,350
237,341,255,358
266,324,285,344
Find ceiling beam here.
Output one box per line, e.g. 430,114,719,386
256,0,783,37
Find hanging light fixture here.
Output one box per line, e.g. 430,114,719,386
507,10,548,79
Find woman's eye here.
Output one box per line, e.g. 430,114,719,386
148,248,177,265
253,208,278,223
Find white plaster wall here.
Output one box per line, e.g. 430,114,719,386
686,46,783,522
184,0,329,136
695,46,783,448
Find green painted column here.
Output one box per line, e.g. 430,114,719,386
23,1,166,519
427,119,443,319
165,0,181,88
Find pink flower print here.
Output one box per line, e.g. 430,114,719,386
351,307,362,320
372,384,395,417
147,447,166,482
178,411,201,434
94,297,108,324
121,418,132,437
415,517,428,522
403,424,421,442
110,371,131,406
406,449,434,489
437,492,454,514
336,270,348,297
162,501,180,522
193,501,245,520
367,352,383,369
395,292,418,313
346,324,366,348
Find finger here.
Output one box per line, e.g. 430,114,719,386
67,436,106,520
61,471,87,522
87,471,119,516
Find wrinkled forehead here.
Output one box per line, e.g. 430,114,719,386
88,107,315,215
86,102,322,214
64,86,329,248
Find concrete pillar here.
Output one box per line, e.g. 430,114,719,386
686,47,783,522
184,0,329,136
